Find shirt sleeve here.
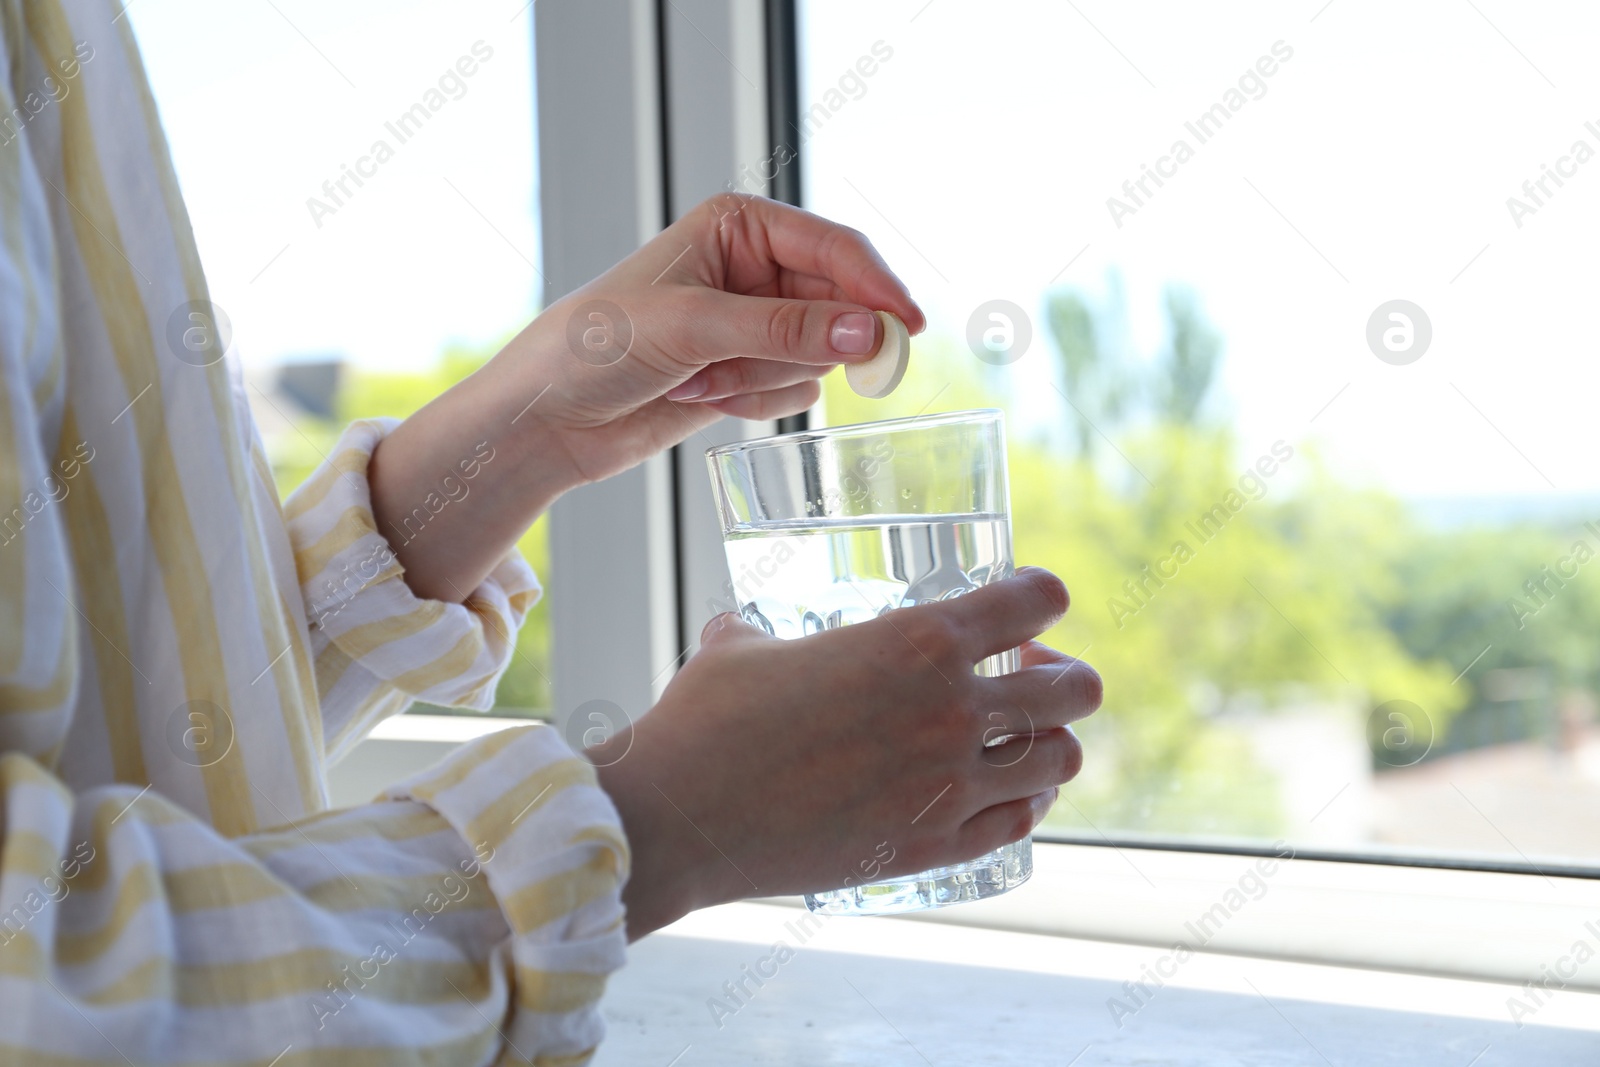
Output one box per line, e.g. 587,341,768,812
0,724,630,1065
0,4,629,1064
281,418,542,759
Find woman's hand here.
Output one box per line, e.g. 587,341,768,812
589,568,1103,941
526,193,926,485
369,194,924,601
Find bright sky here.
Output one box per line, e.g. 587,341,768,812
131,0,1600,501
128,0,541,373
798,0,1600,502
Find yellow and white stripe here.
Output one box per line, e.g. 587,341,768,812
0,1,628,1062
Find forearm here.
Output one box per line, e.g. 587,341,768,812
368,325,580,603
368,193,928,605
594,746,744,941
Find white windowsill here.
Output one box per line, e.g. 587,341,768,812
850,842,1600,992
325,714,541,808
363,712,540,743
331,723,1600,989
594,901,1600,1066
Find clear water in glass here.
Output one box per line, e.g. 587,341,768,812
721,511,1032,915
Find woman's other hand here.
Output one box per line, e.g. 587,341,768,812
590,567,1103,941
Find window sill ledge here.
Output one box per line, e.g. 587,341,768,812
325,714,539,808
594,901,1600,1066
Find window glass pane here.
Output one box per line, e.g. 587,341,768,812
798,0,1600,868
132,0,549,716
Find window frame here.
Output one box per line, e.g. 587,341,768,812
327,0,1600,995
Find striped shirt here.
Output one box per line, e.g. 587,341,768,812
0,1,629,1062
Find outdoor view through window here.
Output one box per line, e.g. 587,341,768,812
798,0,1600,870
130,0,551,715
131,0,1600,869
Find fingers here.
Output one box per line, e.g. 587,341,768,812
674,288,891,367
701,380,821,421
1018,639,1066,670
906,567,1070,664
707,197,925,332
782,272,866,306
977,725,1084,798
953,787,1057,860
667,356,831,403
985,651,1103,730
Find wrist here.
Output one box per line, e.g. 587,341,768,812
480,315,602,496
594,750,741,939
468,327,588,500
366,331,581,600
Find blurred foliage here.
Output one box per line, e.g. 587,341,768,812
820,283,1598,840
1155,286,1223,427
262,340,551,718
259,289,1598,842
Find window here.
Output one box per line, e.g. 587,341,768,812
131,0,551,715
796,0,1600,875
131,0,1596,984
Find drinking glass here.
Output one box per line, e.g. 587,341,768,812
705,409,1031,915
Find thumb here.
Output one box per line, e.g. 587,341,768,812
699,610,774,649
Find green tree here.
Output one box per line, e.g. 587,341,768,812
1155,285,1222,427
1011,428,1464,835
1044,279,1135,456
1386,522,1600,753
820,327,1466,838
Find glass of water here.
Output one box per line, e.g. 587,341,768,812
705,408,1030,915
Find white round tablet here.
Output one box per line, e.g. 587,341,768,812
845,311,911,399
